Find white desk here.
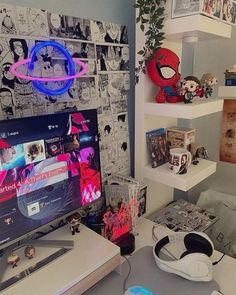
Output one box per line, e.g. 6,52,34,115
135,218,236,295
1,224,120,295
2,218,236,295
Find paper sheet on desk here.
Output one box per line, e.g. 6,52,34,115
84,246,219,295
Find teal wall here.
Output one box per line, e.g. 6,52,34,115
0,0,136,174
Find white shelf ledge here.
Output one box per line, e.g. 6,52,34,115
143,159,217,192
164,15,232,41
143,98,223,119
218,86,236,98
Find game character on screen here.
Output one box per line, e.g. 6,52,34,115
0,146,16,165
26,143,44,162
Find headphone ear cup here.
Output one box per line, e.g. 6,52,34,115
184,233,213,257
180,249,209,259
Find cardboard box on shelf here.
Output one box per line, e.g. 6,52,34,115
167,126,196,150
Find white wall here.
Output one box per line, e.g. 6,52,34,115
186,26,236,203
135,5,183,215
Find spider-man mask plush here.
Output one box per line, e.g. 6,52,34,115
147,48,181,103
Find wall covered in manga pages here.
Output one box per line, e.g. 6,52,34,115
0,3,131,181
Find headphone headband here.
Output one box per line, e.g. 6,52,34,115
154,232,188,257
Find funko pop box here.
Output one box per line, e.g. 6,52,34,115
171,0,236,26
167,127,196,151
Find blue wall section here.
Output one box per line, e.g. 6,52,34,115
1,0,136,175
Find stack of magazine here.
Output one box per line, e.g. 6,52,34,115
104,175,147,241
150,199,219,232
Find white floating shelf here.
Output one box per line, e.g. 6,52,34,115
218,86,236,98
143,159,217,192
144,98,223,119
164,15,232,41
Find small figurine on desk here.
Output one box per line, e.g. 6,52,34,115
180,76,204,103
24,245,36,259
66,212,81,235
200,73,218,98
7,253,20,268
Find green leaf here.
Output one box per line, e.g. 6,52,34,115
145,30,152,36
135,0,166,82
150,5,156,13
138,50,144,55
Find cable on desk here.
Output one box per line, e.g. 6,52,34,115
122,255,132,292
213,253,225,266
152,224,178,261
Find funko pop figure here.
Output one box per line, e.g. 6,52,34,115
66,212,81,235
24,245,36,259
7,253,20,268
200,73,218,98
181,76,203,104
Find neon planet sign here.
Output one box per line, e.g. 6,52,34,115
10,41,89,96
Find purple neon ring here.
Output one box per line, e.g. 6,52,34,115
10,58,89,82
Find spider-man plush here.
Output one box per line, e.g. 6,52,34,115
147,48,181,103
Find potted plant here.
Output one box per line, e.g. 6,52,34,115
135,0,166,83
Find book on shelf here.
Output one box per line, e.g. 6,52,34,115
146,128,169,168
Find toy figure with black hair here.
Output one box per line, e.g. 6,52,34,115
146,48,181,103
66,212,81,235
180,76,204,104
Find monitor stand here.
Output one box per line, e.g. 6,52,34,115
0,239,74,292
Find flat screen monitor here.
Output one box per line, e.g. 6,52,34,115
0,109,101,250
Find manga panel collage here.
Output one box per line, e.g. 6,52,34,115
0,2,131,181
98,72,130,179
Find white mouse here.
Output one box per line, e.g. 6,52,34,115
124,286,154,295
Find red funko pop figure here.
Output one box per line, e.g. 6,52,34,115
147,48,181,103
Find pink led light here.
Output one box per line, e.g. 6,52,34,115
10,58,89,82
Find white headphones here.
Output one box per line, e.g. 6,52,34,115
153,231,214,282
